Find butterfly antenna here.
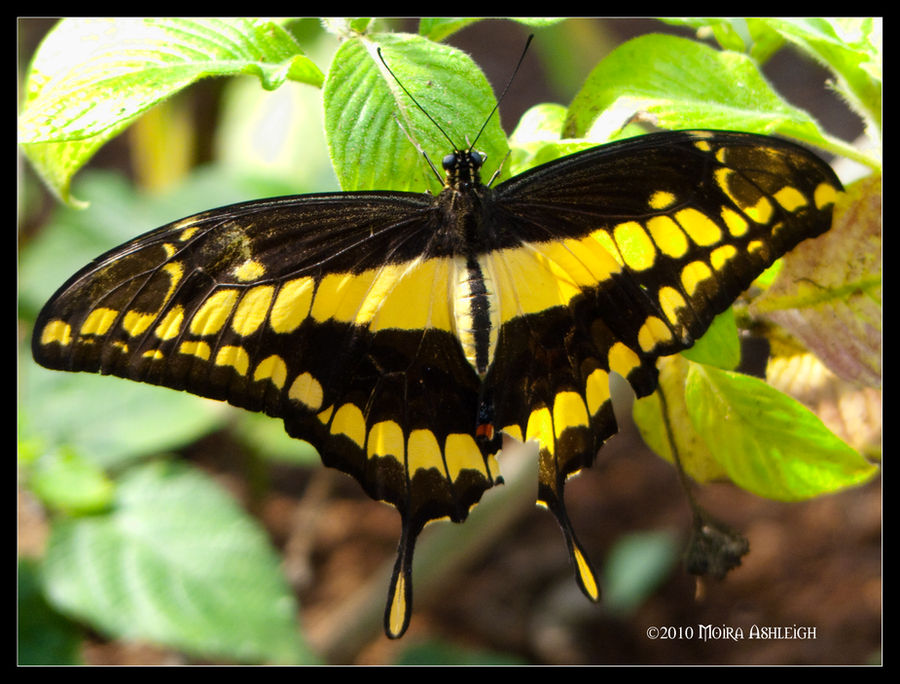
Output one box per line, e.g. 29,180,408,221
469,33,533,153
377,47,458,152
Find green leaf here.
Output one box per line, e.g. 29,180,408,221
41,461,312,664
25,446,115,515
18,18,322,204
660,17,755,53
632,355,728,484
684,365,877,500
417,17,563,42
18,558,84,665
764,18,882,139
507,103,596,174
20,362,228,470
563,33,864,164
323,32,508,193
660,18,786,62
680,308,741,370
417,17,483,42
601,531,679,616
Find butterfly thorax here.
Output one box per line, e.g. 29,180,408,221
432,149,501,378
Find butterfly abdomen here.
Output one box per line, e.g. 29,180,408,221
452,255,499,377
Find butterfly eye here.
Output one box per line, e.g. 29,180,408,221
469,150,485,167
442,153,458,170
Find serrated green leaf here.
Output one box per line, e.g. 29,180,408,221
323,32,508,193
684,364,877,500
41,461,312,664
18,18,322,204
563,33,851,158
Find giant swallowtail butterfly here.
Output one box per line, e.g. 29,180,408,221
32,45,841,638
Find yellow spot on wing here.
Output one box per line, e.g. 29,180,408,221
814,182,838,209
162,262,183,300
552,391,590,439
676,208,722,246
253,354,287,389
645,215,688,258
178,226,199,241
232,285,274,336
744,195,774,224
154,305,185,340
638,315,673,352
388,571,408,639
408,429,443,475
591,230,623,267
721,206,749,237
80,307,118,336
774,186,808,212
658,286,687,325
289,372,323,411
585,368,610,416
490,237,621,323
445,433,487,480
681,261,713,296
122,310,156,337
367,258,453,332
648,190,677,210
330,403,366,448
190,290,238,336
710,244,738,271
40,319,72,346
502,424,524,443
525,407,554,455
573,544,600,601
269,277,314,333
368,420,404,460
214,345,249,375
178,340,210,360
233,258,266,282
608,342,640,379
613,221,656,270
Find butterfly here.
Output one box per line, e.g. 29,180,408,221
32,53,842,638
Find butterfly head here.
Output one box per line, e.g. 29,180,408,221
442,149,485,189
